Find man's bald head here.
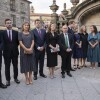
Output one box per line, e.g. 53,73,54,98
62,24,68,33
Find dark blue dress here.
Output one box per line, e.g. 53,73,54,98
73,33,83,59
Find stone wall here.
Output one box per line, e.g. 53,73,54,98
0,0,31,29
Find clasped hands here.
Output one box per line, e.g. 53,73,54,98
91,44,96,48
24,48,33,54
52,47,58,52
37,46,44,51
66,48,72,52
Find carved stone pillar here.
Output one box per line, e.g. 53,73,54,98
50,0,59,24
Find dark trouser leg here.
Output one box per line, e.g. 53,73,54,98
34,51,39,77
39,51,45,75
12,56,18,80
66,53,71,73
61,56,66,75
0,51,2,83
4,57,11,81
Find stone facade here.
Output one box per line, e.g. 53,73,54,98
67,0,100,32
70,0,100,32
30,6,51,29
50,0,100,33
0,0,31,29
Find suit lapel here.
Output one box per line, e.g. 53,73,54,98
68,33,71,46
12,30,14,42
62,33,66,45
5,30,9,41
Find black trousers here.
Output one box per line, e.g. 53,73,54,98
4,55,18,81
61,52,71,75
0,51,2,83
34,50,45,76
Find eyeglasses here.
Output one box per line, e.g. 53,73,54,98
6,22,12,24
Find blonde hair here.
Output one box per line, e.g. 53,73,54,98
80,25,87,33
22,22,30,32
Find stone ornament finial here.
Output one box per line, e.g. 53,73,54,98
61,3,68,17
70,0,80,7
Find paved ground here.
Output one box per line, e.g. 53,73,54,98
0,56,100,100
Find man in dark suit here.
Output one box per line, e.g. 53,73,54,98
58,24,74,78
68,21,75,36
2,19,20,86
68,21,76,71
0,30,7,88
31,19,47,80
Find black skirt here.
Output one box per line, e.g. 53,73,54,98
47,52,57,67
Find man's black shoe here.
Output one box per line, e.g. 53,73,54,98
0,83,7,89
6,81,10,86
71,69,75,71
67,73,72,77
14,79,20,84
40,74,47,78
62,74,65,78
34,76,37,80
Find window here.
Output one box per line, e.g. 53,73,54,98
21,17,25,23
10,0,16,11
20,3,25,14
11,14,16,27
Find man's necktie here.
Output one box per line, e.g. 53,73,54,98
9,30,11,41
65,34,68,48
38,30,41,38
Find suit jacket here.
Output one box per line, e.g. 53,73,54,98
68,27,74,34
58,33,74,56
46,32,59,53
2,30,19,57
68,27,74,38
31,28,46,51
0,30,3,51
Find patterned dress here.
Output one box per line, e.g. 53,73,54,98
18,32,36,73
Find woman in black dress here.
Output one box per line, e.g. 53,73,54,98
46,23,59,79
80,25,88,67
